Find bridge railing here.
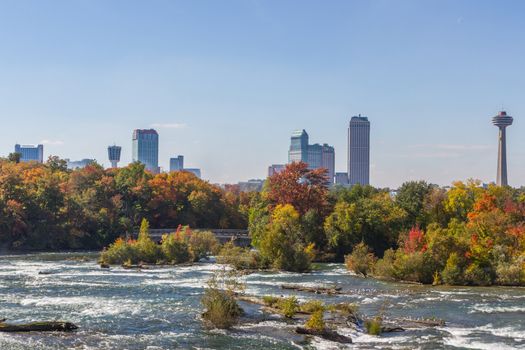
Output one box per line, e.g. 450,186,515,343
131,228,249,238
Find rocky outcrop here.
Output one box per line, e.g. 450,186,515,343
281,284,342,295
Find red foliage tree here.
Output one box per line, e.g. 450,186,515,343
404,226,427,253
266,162,329,216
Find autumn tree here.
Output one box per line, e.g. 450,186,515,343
266,162,329,216
258,204,312,272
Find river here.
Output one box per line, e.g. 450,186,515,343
0,253,524,349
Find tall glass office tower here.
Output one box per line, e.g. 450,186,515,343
132,129,159,173
288,129,309,163
348,115,370,186
14,144,44,163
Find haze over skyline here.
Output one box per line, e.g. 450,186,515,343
0,0,524,187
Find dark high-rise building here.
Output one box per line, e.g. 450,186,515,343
132,129,159,173
108,145,122,168
492,111,513,186
170,155,184,172
14,144,44,163
348,115,370,186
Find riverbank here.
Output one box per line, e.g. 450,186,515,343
1,253,524,349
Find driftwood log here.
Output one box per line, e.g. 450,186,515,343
398,318,445,327
0,321,78,332
281,284,342,295
296,327,352,343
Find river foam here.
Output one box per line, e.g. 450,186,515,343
1,253,524,350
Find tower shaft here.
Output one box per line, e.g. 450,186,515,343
496,127,508,186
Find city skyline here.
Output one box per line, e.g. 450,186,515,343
6,109,514,188
3,108,521,187
0,1,524,187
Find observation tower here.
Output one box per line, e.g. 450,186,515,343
492,111,513,186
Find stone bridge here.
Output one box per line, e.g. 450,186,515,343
132,228,251,247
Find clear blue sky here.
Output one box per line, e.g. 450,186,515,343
0,0,524,187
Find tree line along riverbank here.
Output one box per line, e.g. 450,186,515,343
0,156,524,286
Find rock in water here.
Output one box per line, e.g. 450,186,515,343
381,326,405,333
281,284,342,295
296,327,352,343
0,321,78,332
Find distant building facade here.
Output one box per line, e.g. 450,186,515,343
348,115,370,186
307,143,323,169
238,179,264,192
170,156,184,172
321,144,335,183
335,172,350,186
66,159,95,170
288,130,335,184
108,145,121,168
132,129,159,173
184,168,201,178
268,164,286,177
15,144,44,163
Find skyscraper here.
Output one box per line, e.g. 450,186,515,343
288,130,335,184
170,155,184,172
132,129,159,173
288,129,309,163
14,144,44,163
348,115,370,186
492,111,513,186
321,144,335,183
108,145,122,168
